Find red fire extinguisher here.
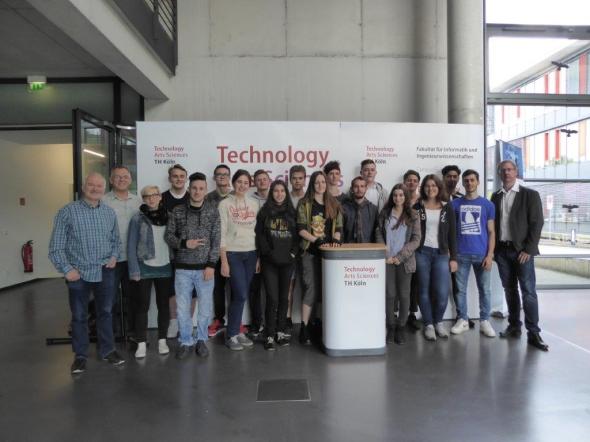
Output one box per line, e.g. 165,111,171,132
22,240,34,273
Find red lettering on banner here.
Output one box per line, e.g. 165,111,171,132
294,151,304,163
262,150,274,162
217,145,228,161
216,144,330,168
249,146,260,163
275,151,287,163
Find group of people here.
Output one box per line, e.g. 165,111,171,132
49,157,548,375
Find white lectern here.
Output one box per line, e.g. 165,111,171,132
321,243,386,357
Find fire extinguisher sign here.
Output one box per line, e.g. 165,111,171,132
22,240,34,273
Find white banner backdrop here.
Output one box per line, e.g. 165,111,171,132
138,121,487,324
137,121,484,195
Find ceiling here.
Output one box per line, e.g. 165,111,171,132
0,0,113,79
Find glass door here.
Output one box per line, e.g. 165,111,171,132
116,125,137,193
73,108,116,199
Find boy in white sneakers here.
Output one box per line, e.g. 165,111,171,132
450,170,496,338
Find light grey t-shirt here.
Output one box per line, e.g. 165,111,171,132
102,191,142,261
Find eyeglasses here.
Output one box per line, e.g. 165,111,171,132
142,193,160,199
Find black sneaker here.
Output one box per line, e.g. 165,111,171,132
386,327,395,344
103,351,125,366
407,314,422,331
299,322,311,345
195,340,209,358
176,345,192,360
310,318,323,340
285,318,293,337
71,358,86,374
248,324,264,341
264,336,276,351
276,332,290,347
394,325,406,345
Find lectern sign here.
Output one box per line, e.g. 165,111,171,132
343,265,378,287
321,244,386,357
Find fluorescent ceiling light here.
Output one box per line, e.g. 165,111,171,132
83,149,106,158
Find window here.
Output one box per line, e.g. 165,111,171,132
486,0,590,287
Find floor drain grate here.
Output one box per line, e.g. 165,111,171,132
256,379,311,402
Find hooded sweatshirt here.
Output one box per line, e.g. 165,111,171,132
255,202,299,265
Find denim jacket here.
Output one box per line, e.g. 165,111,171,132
127,211,169,279
375,208,421,273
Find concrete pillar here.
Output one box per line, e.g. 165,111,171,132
447,0,484,124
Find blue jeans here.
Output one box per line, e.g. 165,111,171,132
67,266,116,359
495,246,540,333
227,251,257,338
455,254,492,321
415,247,450,326
175,269,214,346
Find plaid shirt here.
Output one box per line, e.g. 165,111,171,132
49,199,121,282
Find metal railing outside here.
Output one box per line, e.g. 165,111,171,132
143,0,177,42
113,0,177,73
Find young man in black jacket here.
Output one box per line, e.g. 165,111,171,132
491,160,548,351
341,176,378,243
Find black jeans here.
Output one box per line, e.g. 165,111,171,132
495,244,541,333
114,261,135,336
409,273,419,314
213,259,229,323
135,277,172,341
249,272,265,330
385,264,412,327
301,252,322,308
262,260,294,337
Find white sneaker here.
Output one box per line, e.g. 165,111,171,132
226,336,244,351
435,322,449,338
135,342,146,359
424,324,437,341
167,319,178,339
480,320,496,338
158,338,170,354
451,318,470,335
237,333,254,347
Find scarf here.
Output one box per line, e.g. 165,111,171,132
140,203,168,226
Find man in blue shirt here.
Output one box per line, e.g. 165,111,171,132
49,173,125,374
450,169,496,338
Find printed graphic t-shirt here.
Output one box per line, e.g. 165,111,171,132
308,200,333,255
452,196,495,256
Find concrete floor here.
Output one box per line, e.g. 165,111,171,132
1,279,589,442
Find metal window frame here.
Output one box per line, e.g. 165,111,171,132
485,18,590,288
72,108,116,200
0,77,144,129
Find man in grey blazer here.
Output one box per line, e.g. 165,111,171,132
491,160,548,351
